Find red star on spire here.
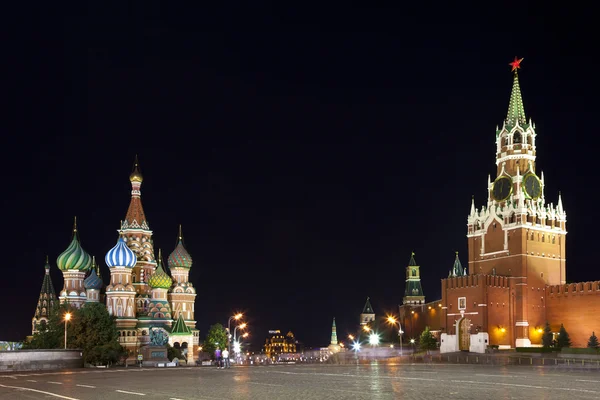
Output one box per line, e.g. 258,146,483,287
509,56,524,72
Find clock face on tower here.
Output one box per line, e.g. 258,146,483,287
522,173,542,199
492,176,512,201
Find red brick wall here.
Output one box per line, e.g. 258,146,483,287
545,282,600,348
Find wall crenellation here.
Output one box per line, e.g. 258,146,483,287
547,281,600,296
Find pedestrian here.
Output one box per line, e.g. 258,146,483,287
215,347,222,369
222,348,230,369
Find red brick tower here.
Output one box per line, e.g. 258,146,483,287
465,58,567,346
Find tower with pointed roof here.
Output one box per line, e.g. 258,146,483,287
121,156,157,304
32,257,58,334
167,225,197,331
327,317,341,353
447,57,568,348
403,252,425,305
360,297,375,326
448,252,466,277
57,218,92,308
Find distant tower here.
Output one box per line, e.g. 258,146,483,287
146,249,173,329
57,217,92,308
167,225,197,327
84,256,103,303
32,257,58,334
403,252,425,305
328,317,341,353
105,234,138,353
120,156,157,309
448,252,466,277
360,297,375,326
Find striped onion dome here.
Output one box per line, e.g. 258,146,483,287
168,239,192,269
57,230,92,272
84,264,103,290
149,251,172,289
105,237,137,268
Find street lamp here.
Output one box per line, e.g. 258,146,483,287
227,313,243,354
64,312,71,349
234,323,247,343
387,316,403,356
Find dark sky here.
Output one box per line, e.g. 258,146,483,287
3,4,598,346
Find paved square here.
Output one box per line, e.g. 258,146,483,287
1,363,600,399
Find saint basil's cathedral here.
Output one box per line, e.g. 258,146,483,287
31,160,199,362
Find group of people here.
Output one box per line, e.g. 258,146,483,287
214,347,231,369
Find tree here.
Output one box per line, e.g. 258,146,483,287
541,322,553,348
203,323,228,358
23,303,124,365
419,326,437,353
587,332,599,349
24,304,75,350
167,343,183,361
556,324,571,349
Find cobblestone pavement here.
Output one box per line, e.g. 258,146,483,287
1,363,600,399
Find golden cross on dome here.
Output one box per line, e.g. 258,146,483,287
509,56,524,72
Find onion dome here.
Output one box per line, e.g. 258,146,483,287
105,236,137,268
129,155,143,183
149,250,173,289
57,217,92,272
168,225,193,269
84,256,103,290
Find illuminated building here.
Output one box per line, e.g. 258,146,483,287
263,330,297,359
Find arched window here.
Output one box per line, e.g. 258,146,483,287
412,269,417,277
513,131,521,143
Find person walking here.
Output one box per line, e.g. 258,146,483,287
222,348,230,369
215,347,222,369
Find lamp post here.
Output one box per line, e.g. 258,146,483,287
64,312,71,349
387,316,403,356
227,313,242,355
233,323,247,344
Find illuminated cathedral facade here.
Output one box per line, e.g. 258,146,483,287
31,159,199,362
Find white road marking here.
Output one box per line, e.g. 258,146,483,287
576,379,600,383
476,374,519,378
26,379,37,382
0,383,81,400
249,382,284,387
76,384,96,388
48,381,63,384
116,389,146,395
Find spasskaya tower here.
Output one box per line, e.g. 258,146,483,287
465,57,567,347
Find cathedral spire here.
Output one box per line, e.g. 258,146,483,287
470,196,476,217
123,156,149,230
506,57,527,128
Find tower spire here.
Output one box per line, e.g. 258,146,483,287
506,57,527,128
32,257,58,334
123,156,149,230
403,252,425,305
330,317,338,345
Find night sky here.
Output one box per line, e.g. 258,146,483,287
3,4,598,347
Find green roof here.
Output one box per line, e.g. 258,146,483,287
171,313,192,335
362,297,374,314
450,252,466,277
408,252,417,266
404,280,424,297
